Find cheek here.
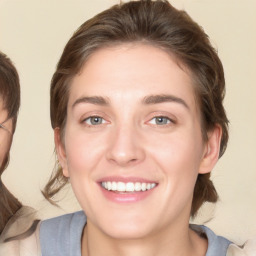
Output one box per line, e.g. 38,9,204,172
0,137,12,168
63,129,108,213
147,128,204,192
0,136,11,156
148,129,204,170
64,130,106,177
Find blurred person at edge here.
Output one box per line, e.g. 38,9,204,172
0,51,40,255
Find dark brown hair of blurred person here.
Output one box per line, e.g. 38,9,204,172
0,51,21,234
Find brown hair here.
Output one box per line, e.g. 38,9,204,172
43,0,229,217
0,51,21,234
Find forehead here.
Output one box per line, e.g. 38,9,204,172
69,43,197,109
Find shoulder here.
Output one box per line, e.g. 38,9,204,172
0,214,41,256
191,224,232,256
227,238,256,256
19,221,41,256
0,206,38,241
40,210,86,236
39,211,86,256
191,225,256,256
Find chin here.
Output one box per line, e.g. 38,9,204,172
95,213,155,240
104,224,152,240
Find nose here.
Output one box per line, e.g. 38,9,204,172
106,124,145,167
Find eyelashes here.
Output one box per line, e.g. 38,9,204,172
81,114,176,128
83,116,107,126
147,116,174,126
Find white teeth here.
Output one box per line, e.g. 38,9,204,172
111,182,117,191
101,181,157,192
150,183,156,189
126,182,134,192
117,182,126,192
107,181,112,190
134,182,141,191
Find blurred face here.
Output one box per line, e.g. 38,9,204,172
0,99,13,170
56,44,220,240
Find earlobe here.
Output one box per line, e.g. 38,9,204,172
54,128,69,177
199,125,222,174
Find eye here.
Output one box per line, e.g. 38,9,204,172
84,116,106,126
148,116,172,125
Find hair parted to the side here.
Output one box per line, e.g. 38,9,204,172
43,0,229,217
0,51,21,234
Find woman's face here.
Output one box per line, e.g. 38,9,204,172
0,99,13,170
56,44,220,239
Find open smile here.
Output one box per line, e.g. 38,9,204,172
101,181,157,193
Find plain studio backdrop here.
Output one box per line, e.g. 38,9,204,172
0,0,255,245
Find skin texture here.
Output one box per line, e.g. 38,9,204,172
0,99,13,170
56,44,221,256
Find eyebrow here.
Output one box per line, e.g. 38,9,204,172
72,96,109,108
142,94,189,109
72,94,189,110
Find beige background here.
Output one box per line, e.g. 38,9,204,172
0,0,255,245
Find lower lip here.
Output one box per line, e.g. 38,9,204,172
99,185,156,203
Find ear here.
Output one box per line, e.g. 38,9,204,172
54,128,69,177
199,124,222,174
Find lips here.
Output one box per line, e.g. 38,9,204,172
101,181,157,192
98,177,158,203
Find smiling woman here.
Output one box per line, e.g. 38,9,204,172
36,0,250,256
59,44,210,223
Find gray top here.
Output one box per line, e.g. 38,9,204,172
40,211,232,256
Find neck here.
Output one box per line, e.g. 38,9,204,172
81,219,207,256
